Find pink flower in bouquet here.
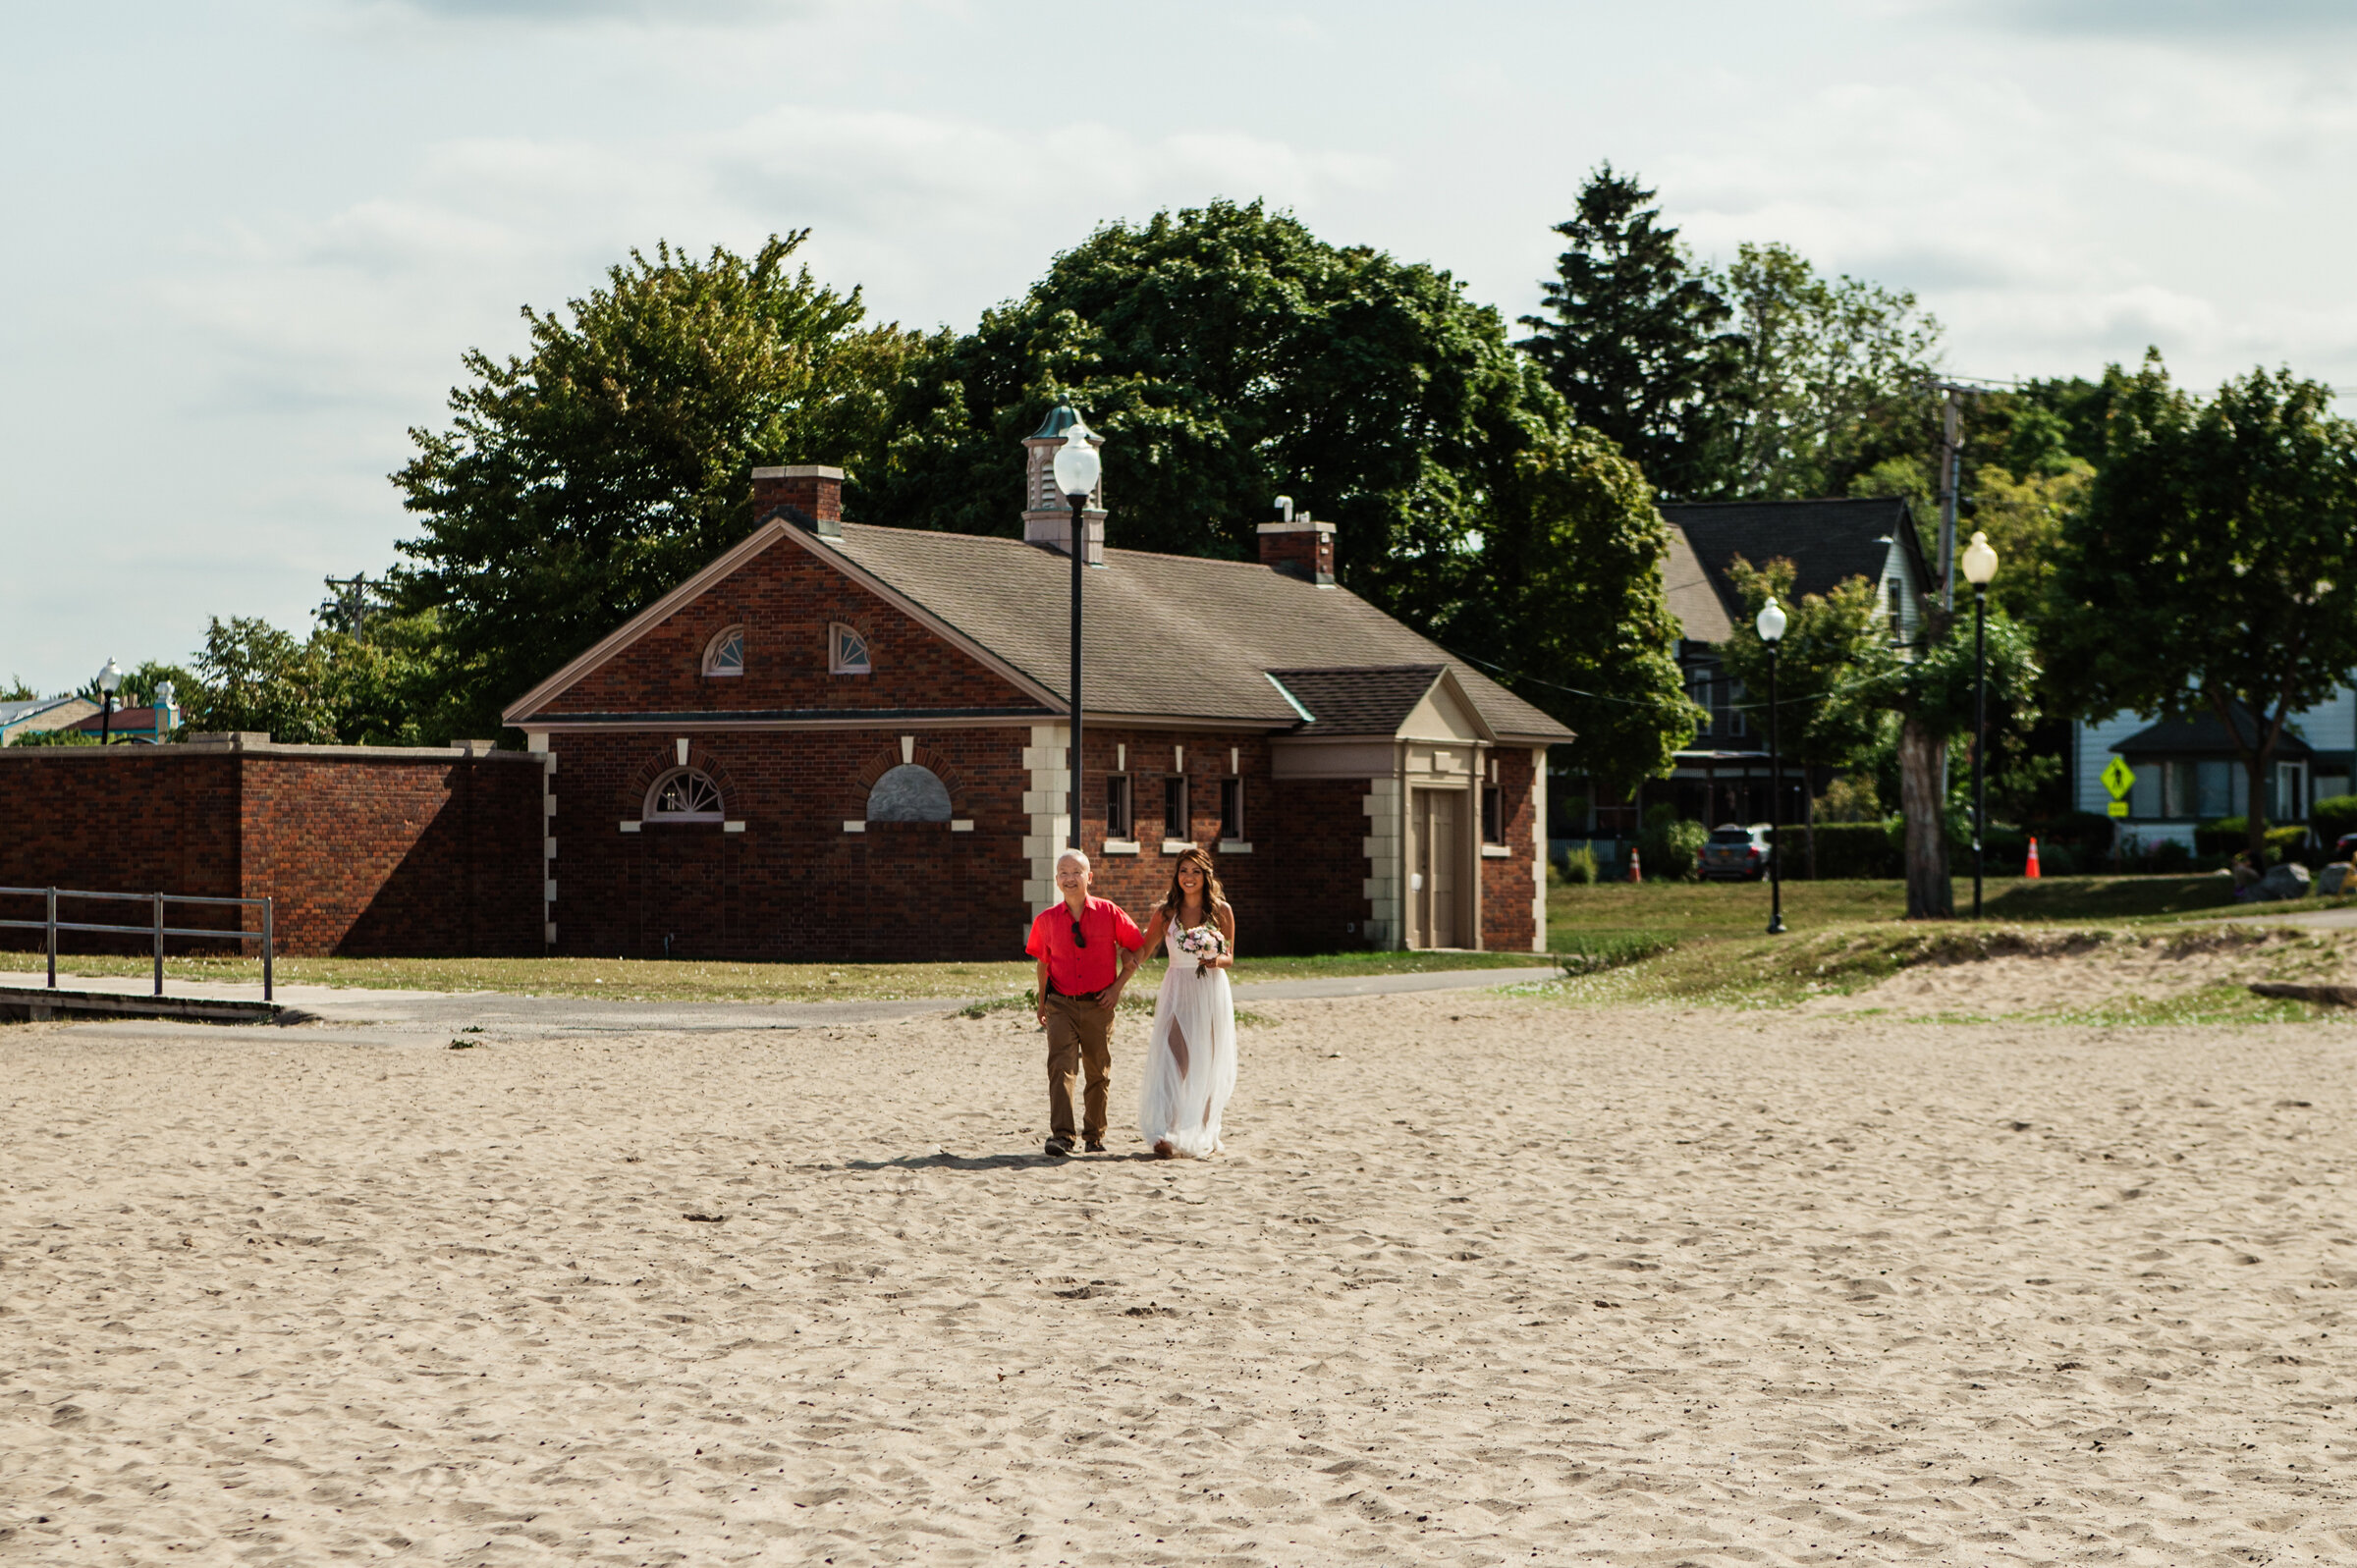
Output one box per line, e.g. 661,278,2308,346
1177,923,1228,975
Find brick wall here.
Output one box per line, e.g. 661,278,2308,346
1480,747,1540,951
242,753,545,956
0,745,544,958
543,535,1037,718
550,727,1035,962
1267,779,1375,951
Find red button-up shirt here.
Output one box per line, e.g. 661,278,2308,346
1026,895,1144,996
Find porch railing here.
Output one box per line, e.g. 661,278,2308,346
0,887,274,1001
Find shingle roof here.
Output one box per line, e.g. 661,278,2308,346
1659,497,1926,640
1264,667,1448,735
2111,706,2315,759
819,524,1570,741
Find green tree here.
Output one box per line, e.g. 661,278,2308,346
1702,243,1943,501
1968,460,2090,625
864,200,1535,634
394,233,922,736
1514,165,1736,499
189,617,337,742
1885,609,2042,913
1476,424,1699,796
2050,356,2357,865
1,676,37,702
1716,557,1898,876
870,199,1695,792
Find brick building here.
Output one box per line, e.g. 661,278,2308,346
0,733,544,957
506,419,1569,961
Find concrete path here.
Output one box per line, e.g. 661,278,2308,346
2,962,1564,1041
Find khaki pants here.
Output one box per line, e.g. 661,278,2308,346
1044,989,1116,1141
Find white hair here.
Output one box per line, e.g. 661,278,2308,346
1055,847,1090,875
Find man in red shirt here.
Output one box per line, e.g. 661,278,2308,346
1026,847,1145,1157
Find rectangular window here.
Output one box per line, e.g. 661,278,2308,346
1726,681,1748,738
1687,672,1714,736
1163,776,1188,839
1105,775,1132,839
2160,759,2190,819
1482,784,1504,844
1219,778,1243,840
2198,760,2233,819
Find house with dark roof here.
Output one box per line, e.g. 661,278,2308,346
504,424,1570,961
1649,497,1932,827
2075,699,2350,850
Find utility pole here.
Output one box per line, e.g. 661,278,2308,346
321,574,382,636
1935,384,1964,610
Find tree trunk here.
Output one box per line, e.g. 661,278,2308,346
1899,717,1952,918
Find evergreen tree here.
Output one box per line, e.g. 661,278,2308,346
1515,165,1735,499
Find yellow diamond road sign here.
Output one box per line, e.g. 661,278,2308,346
2102,757,2136,800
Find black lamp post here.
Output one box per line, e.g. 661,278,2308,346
95,657,122,746
1757,597,1787,935
1053,426,1102,851
1961,530,2000,918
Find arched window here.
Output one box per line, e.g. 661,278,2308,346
830,622,870,675
646,768,724,823
866,763,952,823
703,625,745,676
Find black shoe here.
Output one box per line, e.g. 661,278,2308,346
1044,1136,1074,1158
1084,1138,1106,1154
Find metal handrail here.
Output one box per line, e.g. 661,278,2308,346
0,887,274,1001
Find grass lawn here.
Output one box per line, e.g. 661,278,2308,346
1,946,1553,1003
1544,871,2268,943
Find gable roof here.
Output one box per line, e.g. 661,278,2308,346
1659,497,1929,642
2111,705,2315,760
508,520,1572,743
1267,667,1451,736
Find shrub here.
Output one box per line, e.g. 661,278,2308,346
1815,776,1883,823
2313,793,2357,846
1561,844,1600,885
2195,818,2309,863
1637,804,1707,881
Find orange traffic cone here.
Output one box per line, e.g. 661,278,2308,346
2025,837,2042,880
1629,845,1644,884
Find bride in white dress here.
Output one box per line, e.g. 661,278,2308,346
1136,846,1238,1160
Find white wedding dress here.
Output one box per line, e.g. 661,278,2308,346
1138,920,1238,1158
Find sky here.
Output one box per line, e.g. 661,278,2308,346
4,0,2354,697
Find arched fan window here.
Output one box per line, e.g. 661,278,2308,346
645,768,724,823
866,764,952,823
703,625,745,676
830,622,870,675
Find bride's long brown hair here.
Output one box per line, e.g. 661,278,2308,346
1159,846,1229,927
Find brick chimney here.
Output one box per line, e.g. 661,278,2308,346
1257,514,1335,585
751,464,844,538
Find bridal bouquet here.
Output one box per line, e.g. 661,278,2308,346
1177,923,1228,977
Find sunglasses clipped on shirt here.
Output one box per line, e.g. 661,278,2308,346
1069,917,1087,948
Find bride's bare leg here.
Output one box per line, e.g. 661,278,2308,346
1153,1020,1190,1158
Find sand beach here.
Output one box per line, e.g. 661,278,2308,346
5,986,2356,1564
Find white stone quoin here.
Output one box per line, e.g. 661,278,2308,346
1022,723,1073,908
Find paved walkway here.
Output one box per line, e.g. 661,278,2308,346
0,963,1564,1040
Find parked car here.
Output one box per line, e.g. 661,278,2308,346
1698,823,1773,881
